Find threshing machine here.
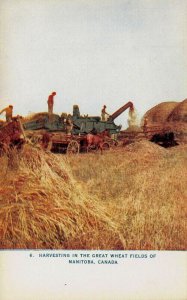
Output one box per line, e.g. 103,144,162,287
23,101,134,136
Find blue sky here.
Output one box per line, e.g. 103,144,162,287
0,0,186,127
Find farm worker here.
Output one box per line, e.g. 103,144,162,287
101,105,109,121
66,114,73,135
143,117,148,127
90,127,98,135
0,105,13,122
143,117,148,134
47,92,56,115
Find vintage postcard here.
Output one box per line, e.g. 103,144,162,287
0,1,186,299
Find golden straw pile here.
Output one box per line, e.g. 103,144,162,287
0,145,123,249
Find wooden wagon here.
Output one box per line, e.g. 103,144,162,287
25,129,115,154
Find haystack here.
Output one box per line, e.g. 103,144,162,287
23,112,49,122
142,101,178,125
124,140,166,157
141,99,187,142
167,99,187,122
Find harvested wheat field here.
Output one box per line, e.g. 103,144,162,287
68,141,187,250
0,141,186,250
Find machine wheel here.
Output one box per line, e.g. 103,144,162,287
113,140,119,147
109,139,118,147
66,140,80,154
87,144,97,153
102,142,110,151
41,133,53,152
